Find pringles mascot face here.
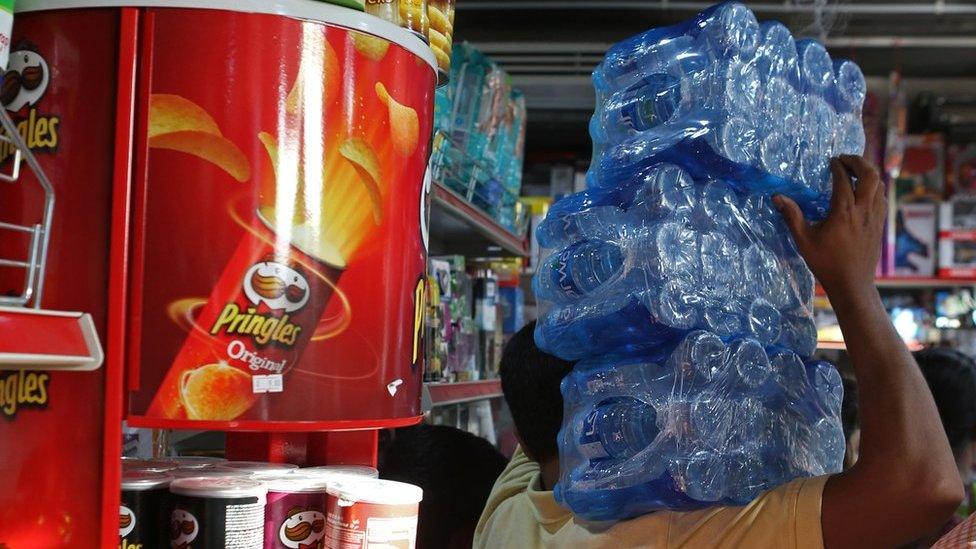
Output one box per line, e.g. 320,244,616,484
170,508,199,549
279,507,326,549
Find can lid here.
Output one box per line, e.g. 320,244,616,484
170,477,268,500
300,465,379,480
121,457,178,473
223,461,299,479
327,478,423,505
159,456,228,469
170,466,251,478
264,473,332,493
121,470,173,490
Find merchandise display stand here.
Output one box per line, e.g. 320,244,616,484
0,2,437,545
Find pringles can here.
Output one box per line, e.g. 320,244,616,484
120,470,172,549
324,478,423,549
264,474,331,549
300,465,379,481
126,7,436,429
224,460,301,479
365,0,399,25
170,477,268,549
146,209,348,422
399,0,429,38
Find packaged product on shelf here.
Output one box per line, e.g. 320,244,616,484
263,475,331,549
939,235,976,278
940,195,976,231
325,479,423,549
948,143,976,196
169,477,268,548
365,0,399,25
120,470,173,549
399,0,429,38
222,460,300,478
428,0,455,72
498,284,524,335
317,0,366,9
432,43,528,233
887,135,944,277
301,465,380,480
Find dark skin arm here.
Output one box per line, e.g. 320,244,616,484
775,155,964,549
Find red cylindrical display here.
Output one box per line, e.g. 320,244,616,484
126,7,436,428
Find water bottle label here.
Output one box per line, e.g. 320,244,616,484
618,74,681,133
579,409,611,460
553,248,583,299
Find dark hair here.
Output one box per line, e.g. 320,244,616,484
499,321,575,462
378,424,507,549
914,348,976,456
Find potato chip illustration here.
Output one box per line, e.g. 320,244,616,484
150,131,251,182
428,28,450,55
352,33,391,62
375,82,419,156
428,5,450,35
180,363,255,421
286,39,340,116
149,94,221,138
339,138,384,224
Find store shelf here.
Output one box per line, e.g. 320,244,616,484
0,307,103,370
429,181,529,257
815,278,976,297
818,339,924,352
424,379,504,407
874,277,976,289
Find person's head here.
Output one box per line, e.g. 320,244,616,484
499,321,575,464
914,348,976,480
378,424,507,549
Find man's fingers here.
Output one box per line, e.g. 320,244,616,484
840,155,881,205
773,194,810,248
829,158,855,211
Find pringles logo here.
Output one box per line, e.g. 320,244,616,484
119,505,137,548
170,508,199,549
209,259,309,347
279,507,326,549
0,370,49,419
0,45,59,164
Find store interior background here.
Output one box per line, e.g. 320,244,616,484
164,0,976,458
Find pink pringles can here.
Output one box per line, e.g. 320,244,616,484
264,474,331,549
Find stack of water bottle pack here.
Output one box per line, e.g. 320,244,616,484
533,2,863,522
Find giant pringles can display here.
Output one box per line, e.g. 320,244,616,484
127,7,436,428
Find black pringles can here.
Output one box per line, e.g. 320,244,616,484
120,470,173,549
169,477,267,548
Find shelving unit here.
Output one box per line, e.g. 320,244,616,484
429,180,530,257
818,339,925,352
424,379,504,407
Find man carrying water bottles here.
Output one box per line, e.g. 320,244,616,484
475,156,964,548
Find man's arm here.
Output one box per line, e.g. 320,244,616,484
775,156,964,549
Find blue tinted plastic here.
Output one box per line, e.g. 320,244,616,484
587,2,865,220
534,2,857,522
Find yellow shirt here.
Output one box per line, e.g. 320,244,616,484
474,447,829,549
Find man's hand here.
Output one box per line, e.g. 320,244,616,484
772,155,886,299
771,155,962,548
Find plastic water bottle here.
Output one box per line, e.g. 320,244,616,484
579,398,659,461
833,59,866,114
796,39,834,94
592,74,684,143
538,3,855,520
534,239,626,303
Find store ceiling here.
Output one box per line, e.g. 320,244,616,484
454,0,976,157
